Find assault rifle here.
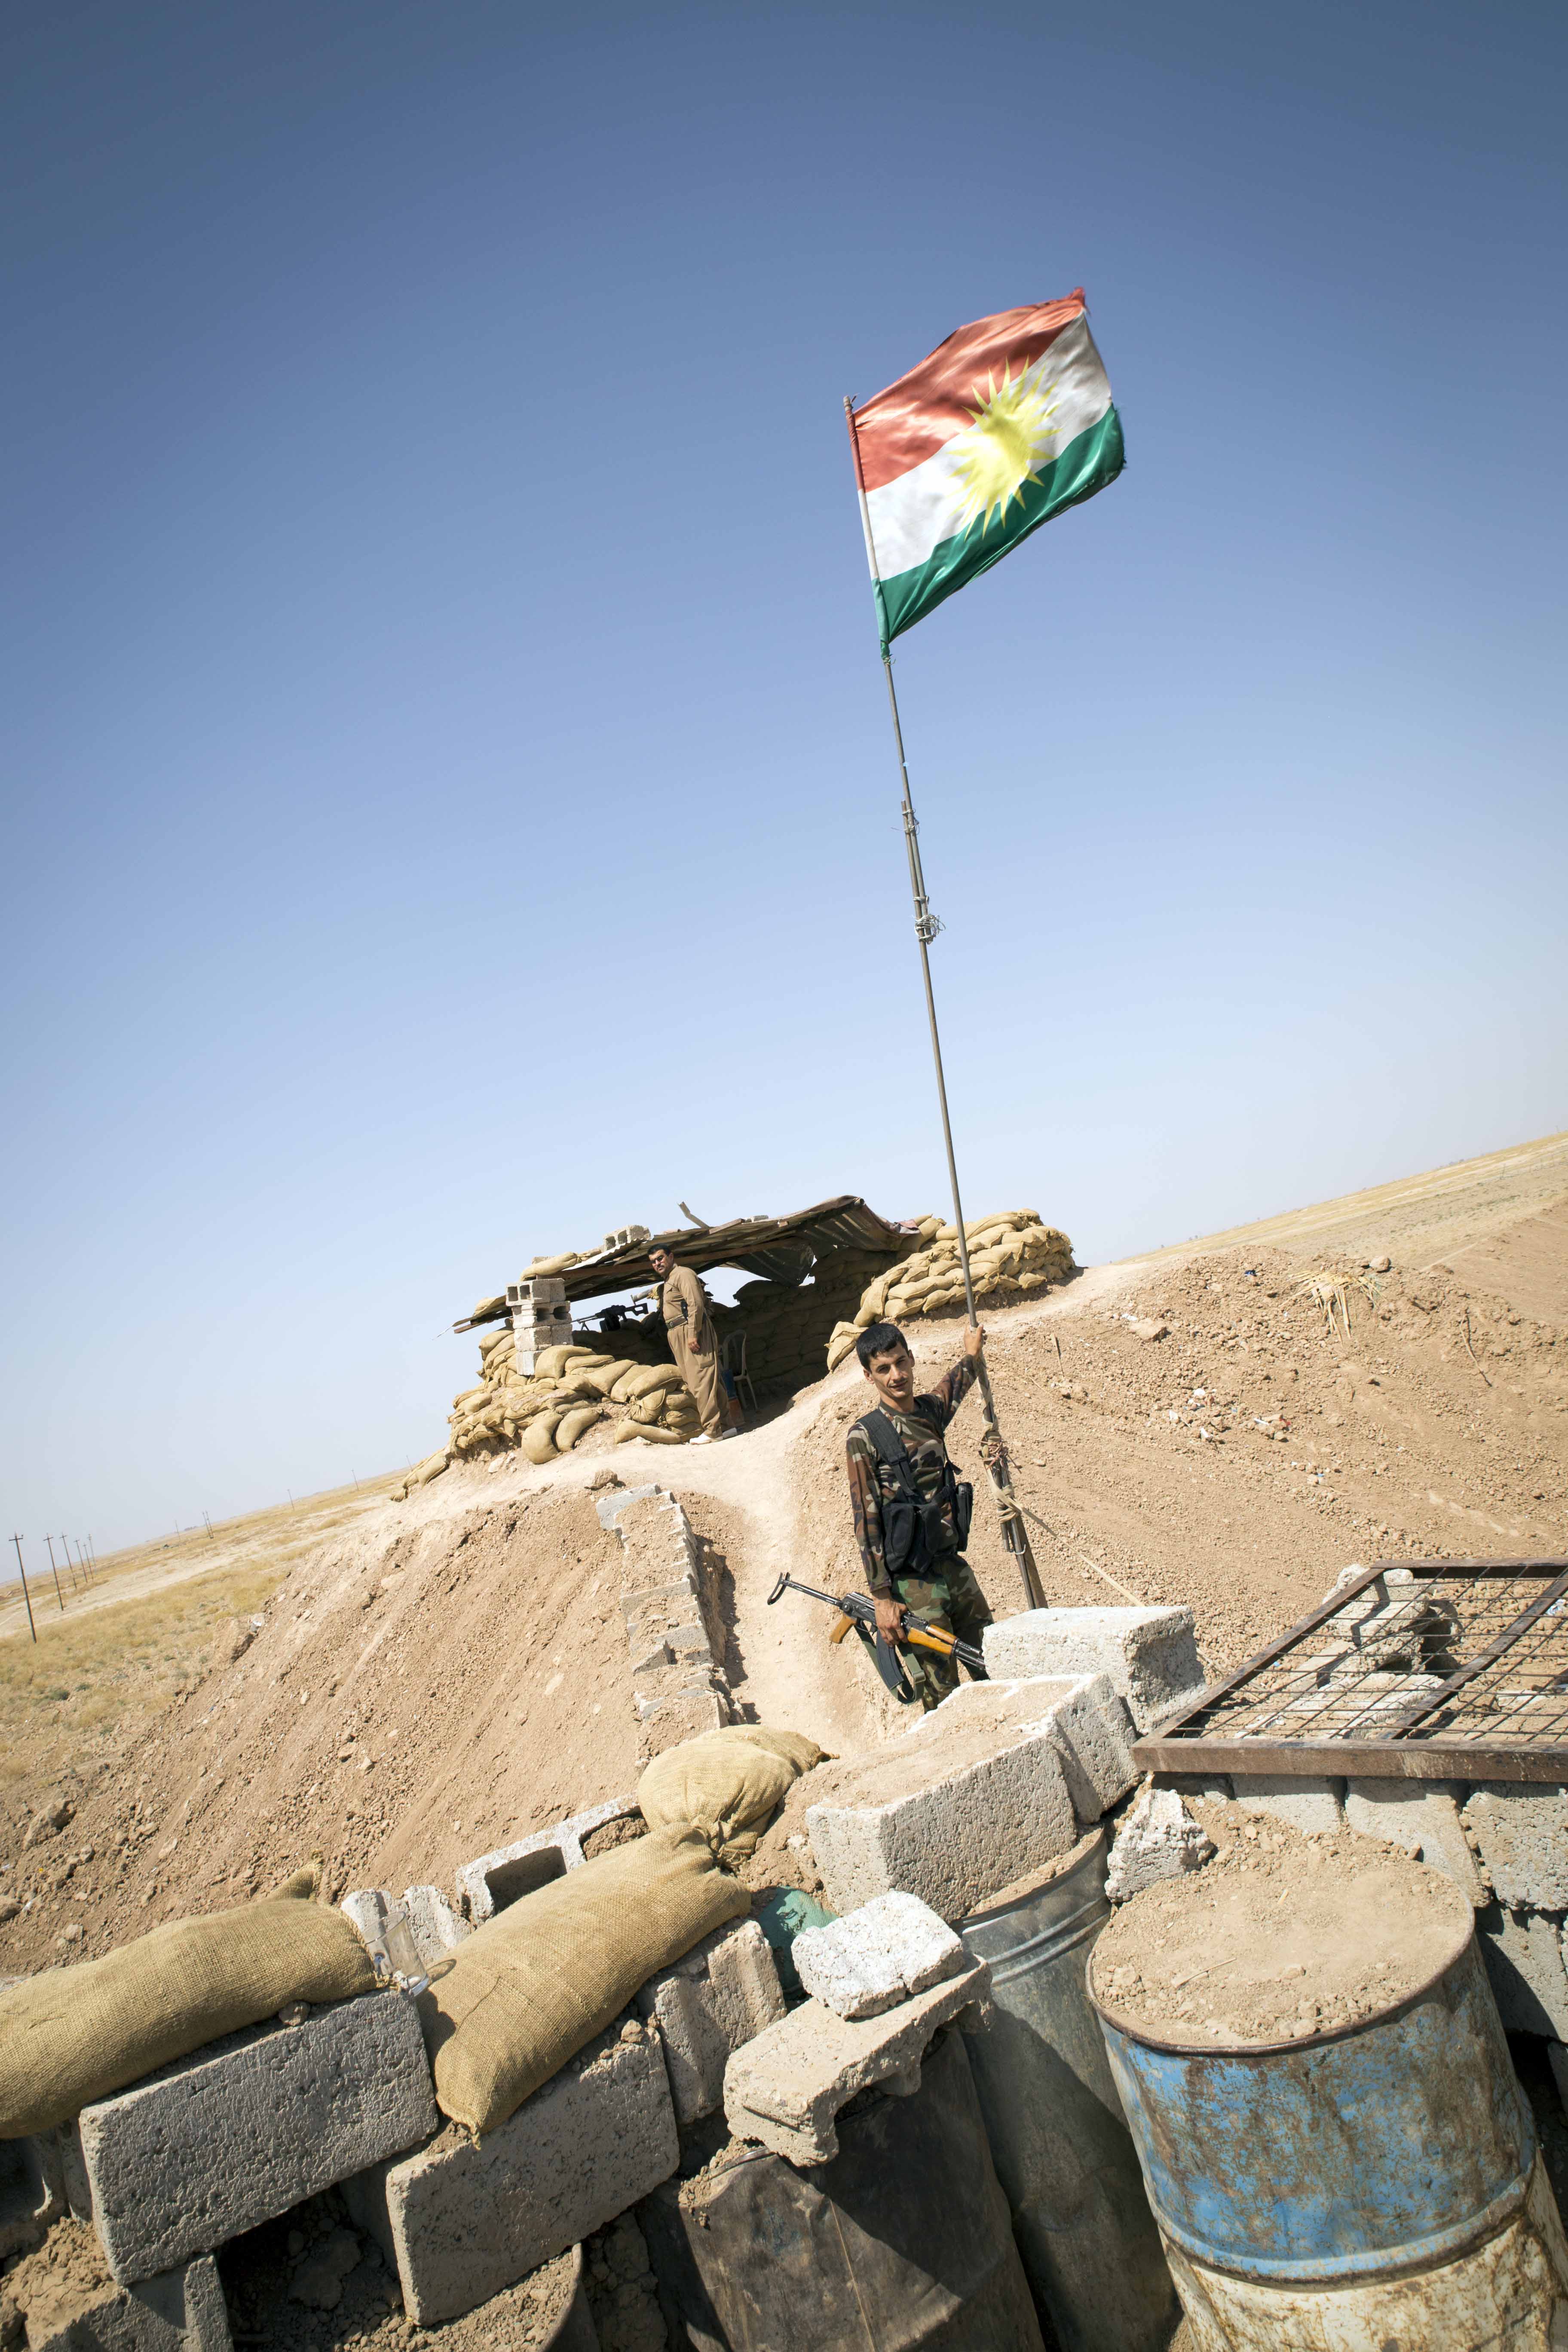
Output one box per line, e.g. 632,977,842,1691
766,1572,985,1704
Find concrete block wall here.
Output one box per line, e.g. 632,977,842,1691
595,1486,733,1758
344,2018,677,2326
634,1919,786,2125
76,1994,438,2285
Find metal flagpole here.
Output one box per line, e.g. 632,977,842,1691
845,398,1046,1611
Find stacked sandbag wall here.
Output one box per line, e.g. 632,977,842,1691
825,1210,1074,1372
709,1246,910,1396
389,1334,702,1499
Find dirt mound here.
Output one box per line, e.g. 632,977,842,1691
1091,1806,1471,2046
1,1181,1564,1983
0,1484,641,1971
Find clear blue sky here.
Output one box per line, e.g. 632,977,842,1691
3,0,1565,1559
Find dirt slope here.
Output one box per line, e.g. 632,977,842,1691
3,1143,1566,1976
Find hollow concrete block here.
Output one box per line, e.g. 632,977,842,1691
635,1919,786,2125
723,1960,991,2164
1463,1786,1568,1913
343,2020,677,2327
456,1795,642,1923
982,1606,1205,1732
399,1884,469,1965
1345,1780,1487,1905
804,1683,1082,1923
78,1993,437,2285
1106,1785,1215,1902
1477,1906,1568,2039
1229,1773,1346,1835
457,1827,574,1923
22,2251,231,2352
792,1894,967,2021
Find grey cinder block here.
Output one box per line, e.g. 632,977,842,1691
1105,1785,1216,1902
982,1606,1205,1732
1463,1786,1568,1913
594,1486,659,1533
1230,1774,1345,1835
343,2020,677,2327
1016,1671,1137,1820
1478,1907,1568,2039
399,1885,469,1966
23,2251,230,2352
1345,1781,1486,1906
723,1959,991,2165
457,1827,574,1923
635,1920,786,2124
792,1894,967,2021
78,1992,437,2285
456,1795,641,1923
805,1680,1088,1922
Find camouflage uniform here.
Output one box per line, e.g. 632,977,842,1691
845,1355,992,1710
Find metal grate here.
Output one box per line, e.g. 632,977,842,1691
1134,1558,1568,1786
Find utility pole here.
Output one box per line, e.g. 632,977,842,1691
9,1537,37,1642
43,1536,67,1613
71,1539,88,1581
202,1513,214,1547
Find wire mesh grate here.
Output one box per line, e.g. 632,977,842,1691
1144,1559,1568,1778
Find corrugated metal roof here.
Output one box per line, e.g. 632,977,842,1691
454,1195,906,1330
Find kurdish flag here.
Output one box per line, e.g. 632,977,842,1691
847,292,1123,649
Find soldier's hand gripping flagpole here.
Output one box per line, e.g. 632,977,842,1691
844,394,1047,1613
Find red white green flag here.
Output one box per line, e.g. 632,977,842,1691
847,292,1123,649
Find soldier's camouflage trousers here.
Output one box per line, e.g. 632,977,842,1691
889,1556,993,1712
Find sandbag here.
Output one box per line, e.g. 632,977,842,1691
554,1403,602,1451
520,1413,562,1464
530,1345,582,1381
577,1360,637,1397
623,1365,683,1400
637,1724,824,1867
613,1421,686,1445
423,1825,748,2135
0,1868,377,2139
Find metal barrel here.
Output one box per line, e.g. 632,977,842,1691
959,1828,1179,2352
1089,1923,1568,2348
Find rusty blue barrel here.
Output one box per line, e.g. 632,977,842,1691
959,1829,1178,2352
1088,1908,1568,2345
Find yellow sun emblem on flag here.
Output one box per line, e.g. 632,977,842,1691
951,364,1060,534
